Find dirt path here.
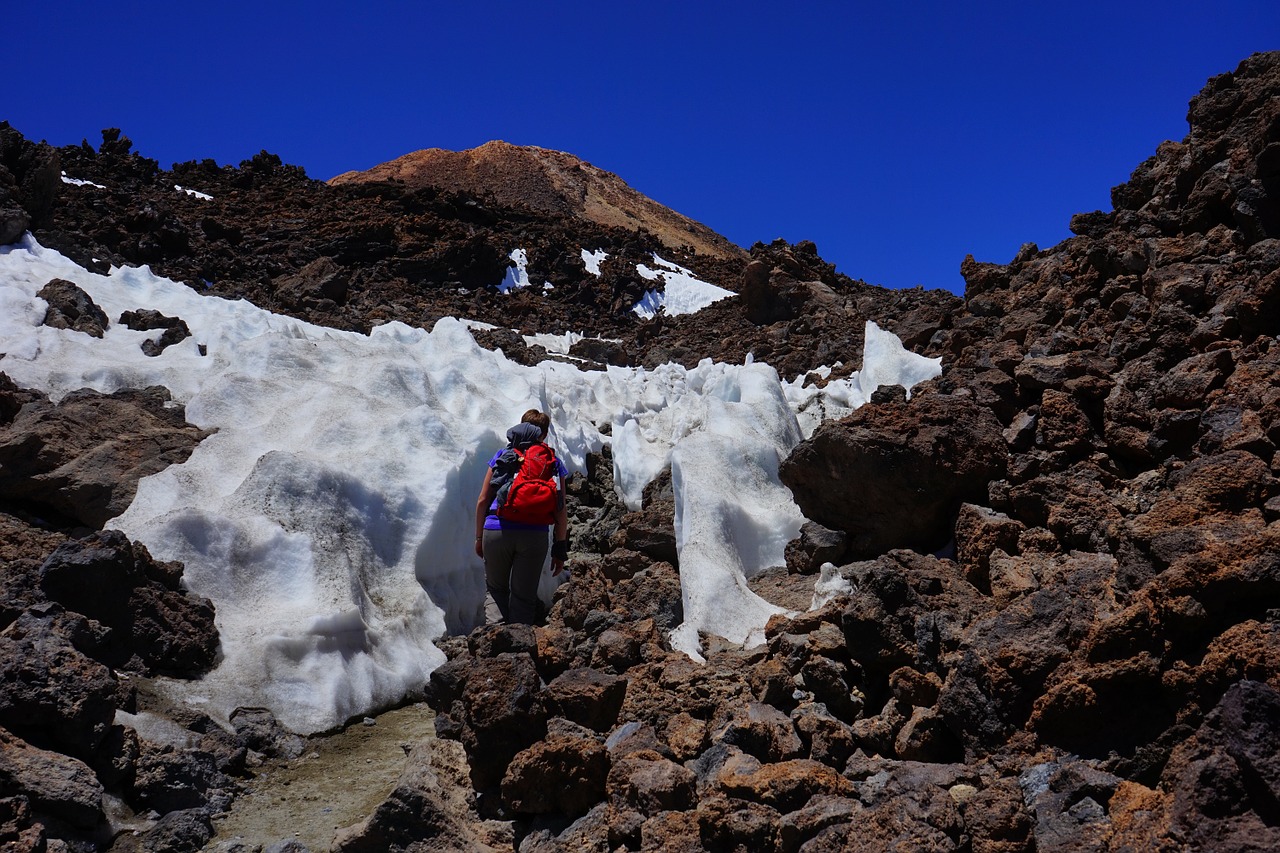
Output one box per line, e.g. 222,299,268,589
204,703,437,852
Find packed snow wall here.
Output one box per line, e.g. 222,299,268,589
0,237,940,733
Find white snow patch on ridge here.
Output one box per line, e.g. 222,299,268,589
581,248,607,276
175,184,213,201
523,331,584,354
0,235,940,733
498,248,532,293
61,171,106,189
633,253,734,319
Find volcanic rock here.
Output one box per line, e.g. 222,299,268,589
2,51,1280,853
330,140,746,262
500,727,609,816
542,668,627,732
0,382,209,530
780,393,1008,558
0,726,104,830
37,278,109,338
39,529,218,675
118,308,192,356
0,605,118,757
333,739,501,853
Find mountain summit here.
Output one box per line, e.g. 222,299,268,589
329,140,746,261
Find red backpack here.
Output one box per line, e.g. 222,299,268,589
496,443,559,525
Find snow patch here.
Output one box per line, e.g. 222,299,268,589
523,331,584,355
581,248,607,276
632,254,734,318
61,171,106,189
175,184,213,201
0,236,941,732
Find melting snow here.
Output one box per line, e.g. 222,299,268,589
581,248,608,276
60,171,106,189
175,184,213,201
523,331,585,354
497,248,532,293
632,253,735,318
0,235,940,732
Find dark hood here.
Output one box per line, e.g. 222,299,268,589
506,422,544,450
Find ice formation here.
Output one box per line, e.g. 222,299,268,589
0,236,940,733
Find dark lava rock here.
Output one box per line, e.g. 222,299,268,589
0,383,209,530
39,529,218,675
0,604,118,757
780,393,1008,558
0,725,104,830
118,308,192,356
37,279,109,338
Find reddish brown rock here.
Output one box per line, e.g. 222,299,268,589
501,729,608,815
0,384,209,530
606,751,696,816
459,653,547,790
543,667,627,732
0,726,104,830
36,279,108,338
780,393,1008,558
0,605,117,757
954,504,1024,592
715,754,853,813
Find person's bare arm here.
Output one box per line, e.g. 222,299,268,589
474,468,495,558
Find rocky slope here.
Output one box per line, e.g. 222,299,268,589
330,140,746,262
0,51,1278,852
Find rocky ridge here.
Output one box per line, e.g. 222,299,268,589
0,51,1277,852
329,139,746,262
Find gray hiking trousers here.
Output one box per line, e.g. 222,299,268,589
483,528,548,625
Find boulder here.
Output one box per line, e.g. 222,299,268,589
129,740,230,814
39,530,218,674
458,652,547,790
333,739,500,853
780,394,1007,558
783,521,848,575
606,751,696,815
543,668,627,731
715,753,853,813
711,701,804,763
274,256,350,306
228,707,305,760
1142,680,1280,851
0,384,209,529
37,279,109,338
117,308,192,356
135,808,214,853
0,605,117,756
0,726,104,830
500,729,608,815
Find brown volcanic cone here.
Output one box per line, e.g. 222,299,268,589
329,140,746,262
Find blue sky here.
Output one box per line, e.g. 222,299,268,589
8,2,1277,294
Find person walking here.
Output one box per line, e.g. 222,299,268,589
474,409,569,624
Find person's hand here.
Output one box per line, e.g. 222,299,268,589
551,558,565,577
474,536,483,559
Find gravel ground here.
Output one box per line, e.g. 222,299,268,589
204,703,437,852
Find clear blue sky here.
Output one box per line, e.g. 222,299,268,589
8,2,1277,294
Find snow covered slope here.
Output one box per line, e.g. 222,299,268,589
0,237,939,733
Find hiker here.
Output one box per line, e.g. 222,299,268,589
474,409,569,624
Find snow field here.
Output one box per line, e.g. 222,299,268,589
0,236,940,732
